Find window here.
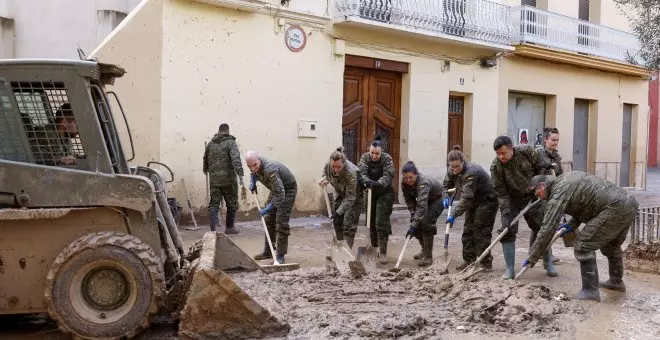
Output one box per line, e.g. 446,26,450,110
579,0,590,21
522,0,536,7
11,81,86,167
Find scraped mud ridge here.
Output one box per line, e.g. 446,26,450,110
624,242,660,274
233,263,584,339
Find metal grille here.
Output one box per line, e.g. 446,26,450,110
448,96,464,114
443,0,466,37
11,81,86,167
375,123,393,156
342,123,360,165
631,207,660,245
0,80,29,162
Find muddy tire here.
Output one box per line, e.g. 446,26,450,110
44,231,165,339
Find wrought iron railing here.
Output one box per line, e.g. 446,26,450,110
335,0,513,46
512,5,642,64
631,207,660,245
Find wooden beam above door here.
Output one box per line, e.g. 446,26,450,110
346,55,409,74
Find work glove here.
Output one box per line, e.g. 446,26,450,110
259,202,274,216
442,198,451,209
239,177,244,186
446,215,455,225
331,211,341,222
249,174,258,194
522,259,535,268
406,226,416,238
558,223,572,233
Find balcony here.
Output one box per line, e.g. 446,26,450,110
513,6,642,64
334,0,514,50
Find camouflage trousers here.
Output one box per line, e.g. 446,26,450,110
499,196,546,245
462,198,498,265
412,198,444,241
263,183,297,256
365,190,394,247
332,191,363,239
574,196,638,262
208,181,238,228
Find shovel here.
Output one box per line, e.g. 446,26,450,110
356,188,375,261
514,226,567,280
460,198,541,279
390,188,457,273
251,193,300,269
440,188,458,266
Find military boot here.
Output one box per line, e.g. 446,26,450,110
501,242,515,280
418,234,434,267
254,236,274,261
455,260,471,271
224,208,239,234
276,254,285,264
543,250,559,277
208,207,219,232
413,237,425,260
599,256,626,292
576,258,601,302
378,234,389,265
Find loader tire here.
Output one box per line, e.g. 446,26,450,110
45,231,165,339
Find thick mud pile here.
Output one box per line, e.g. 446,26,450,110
624,242,660,261
624,242,660,274
233,263,584,339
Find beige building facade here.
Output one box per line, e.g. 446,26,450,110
90,0,649,217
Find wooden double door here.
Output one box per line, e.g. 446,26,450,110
342,66,402,194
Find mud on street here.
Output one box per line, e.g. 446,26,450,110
2,191,660,339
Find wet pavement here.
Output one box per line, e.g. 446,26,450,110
3,172,660,339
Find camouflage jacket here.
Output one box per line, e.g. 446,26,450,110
254,157,297,208
402,173,444,228
491,145,549,218
442,161,495,218
536,146,563,176
527,171,634,263
203,133,244,185
322,160,361,215
30,124,74,166
358,152,395,194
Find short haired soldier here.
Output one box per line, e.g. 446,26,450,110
203,123,246,234
526,172,639,302
358,135,395,265
401,161,444,267
319,147,363,249
536,127,564,265
246,150,297,264
444,145,499,270
490,135,558,279
32,103,80,166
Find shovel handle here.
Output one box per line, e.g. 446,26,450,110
251,193,280,265
444,205,452,249
514,227,567,280
323,185,333,219
395,235,412,269
366,188,372,229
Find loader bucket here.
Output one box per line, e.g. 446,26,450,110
178,232,291,339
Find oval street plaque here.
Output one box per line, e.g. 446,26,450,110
285,25,307,52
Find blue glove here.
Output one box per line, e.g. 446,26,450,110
249,174,258,194
259,203,273,216
447,215,455,225
406,226,416,238
522,259,534,268
443,198,450,208
558,223,572,233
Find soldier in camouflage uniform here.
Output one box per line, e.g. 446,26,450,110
319,147,363,248
443,145,499,270
31,103,80,166
536,127,563,265
401,161,444,266
526,172,638,302
490,135,558,279
203,123,246,234
359,136,395,265
246,150,297,264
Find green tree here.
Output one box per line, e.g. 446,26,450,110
615,0,660,70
